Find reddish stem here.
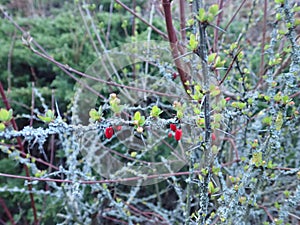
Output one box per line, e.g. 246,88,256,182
259,0,268,79
0,82,38,225
213,0,224,52
259,205,274,222
179,0,186,42
0,198,16,225
224,0,247,31
0,170,205,184
162,0,191,94
115,0,168,39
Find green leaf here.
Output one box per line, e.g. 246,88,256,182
150,105,163,118
237,102,246,110
0,122,5,131
210,85,221,97
209,4,219,16
130,152,137,158
208,181,215,194
275,112,283,131
213,56,226,68
198,8,206,22
276,13,282,21
0,108,13,122
213,113,222,123
38,110,55,123
262,116,272,125
282,95,289,104
139,116,146,126
252,152,263,167
189,33,198,51
208,53,217,63
89,108,101,122
37,115,53,123
134,111,141,122
45,110,55,118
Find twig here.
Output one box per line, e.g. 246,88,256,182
0,198,15,225
0,82,38,225
162,0,191,95
224,0,247,32
7,29,16,92
29,44,188,99
258,205,274,222
218,48,243,86
213,0,224,52
258,0,268,81
179,0,186,42
194,1,211,224
0,170,203,184
115,0,168,39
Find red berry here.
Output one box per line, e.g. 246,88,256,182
168,132,173,138
211,133,216,141
105,127,114,139
116,125,122,131
174,129,182,141
170,123,177,132
225,97,231,102
172,73,178,80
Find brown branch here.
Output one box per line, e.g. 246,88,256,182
179,0,186,42
258,0,268,80
0,170,204,184
224,0,247,32
0,82,38,225
259,205,274,222
28,45,188,99
115,0,168,39
0,198,15,225
218,48,243,86
213,0,224,52
7,30,16,92
162,0,191,95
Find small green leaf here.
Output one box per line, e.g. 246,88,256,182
275,112,283,131
230,42,238,52
0,108,13,122
150,105,163,118
139,116,145,126
293,6,300,12
267,160,274,169
130,152,137,158
276,13,282,21
208,181,215,194
210,85,221,97
189,33,198,51
45,110,54,118
262,116,272,126
282,95,289,104
134,111,141,122
252,152,263,167
213,113,222,123
187,19,194,26
208,53,217,64
198,8,206,22
0,122,5,131
209,4,219,16
238,102,246,110
89,108,102,122
213,56,226,68
38,110,55,123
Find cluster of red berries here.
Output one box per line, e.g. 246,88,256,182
168,123,182,141
104,126,122,139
